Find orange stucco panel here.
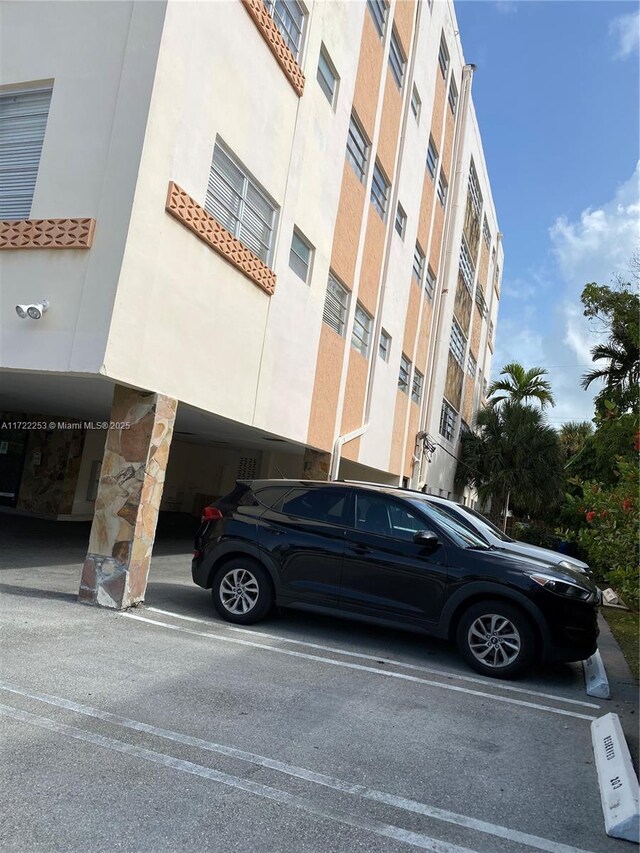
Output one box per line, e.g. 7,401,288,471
430,203,445,270
393,0,415,52
418,171,436,250
430,69,447,150
441,97,455,182
389,389,408,475
307,325,346,452
462,376,474,425
377,71,403,181
415,301,433,372
358,208,386,315
353,9,385,138
478,239,489,289
341,349,369,436
402,280,421,356
470,304,483,356
330,163,367,289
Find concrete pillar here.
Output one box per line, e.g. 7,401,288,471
302,448,330,481
78,385,177,609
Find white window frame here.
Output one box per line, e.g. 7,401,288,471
346,113,369,183
439,398,458,442
398,354,411,393
263,0,306,61
413,242,425,284
468,160,483,218
367,0,388,38
448,76,458,116
449,319,466,367
467,352,477,379
395,202,407,238
317,44,339,108
388,26,406,89
482,215,491,249
289,227,314,283
0,85,53,220
370,159,390,220
323,271,350,336
438,35,450,79
437,170,448,207
411,85,421,121
379,329,391,362
206,141,278,265
425,265,436,300
412,369,423,404
459,237,475,292
426,136,438,181
351,302,373,358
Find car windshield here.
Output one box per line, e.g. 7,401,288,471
408,498,491,550
459,505,514,542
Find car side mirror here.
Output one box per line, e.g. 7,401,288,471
413,530,440,548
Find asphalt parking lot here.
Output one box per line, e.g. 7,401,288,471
1,517,638,853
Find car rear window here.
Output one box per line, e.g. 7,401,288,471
253,487,292,508
277,487,349,524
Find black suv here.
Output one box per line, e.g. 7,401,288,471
192,480,598,678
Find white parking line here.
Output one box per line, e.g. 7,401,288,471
0,702,480,853
121,612,598,721
0,681,596,853
147,606,599,710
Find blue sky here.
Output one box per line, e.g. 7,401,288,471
454,0,640,425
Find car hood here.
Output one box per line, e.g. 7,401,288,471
497,540,590,573
469,548,598,593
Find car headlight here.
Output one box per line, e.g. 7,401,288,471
530,572,592,601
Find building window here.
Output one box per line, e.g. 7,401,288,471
468,159,483,217
317,45,339,107
424,265,436,300
467,352,477,378
0,86,53,220
351,302,372,357
398,354,411,393
459,237,474,292
489,320,494,342
475,284,487,317
482,215,491,249
394,202,407,238
370,160,390,220
263,0,305,61
207,142,278,265
323,271,350,336
388,26,406,89
367,0,388,37
450,319,466,366
346,113,369,183
448,76,458,115
426,136,438,181
289,228,313,283
379,329,391,361
412,369,423,404
438,35,449,79
413,242,425,284
460,419,470,437
437,170,448,207
439,399,458,442
411,85,421,121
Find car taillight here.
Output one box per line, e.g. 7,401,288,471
201,506,223,522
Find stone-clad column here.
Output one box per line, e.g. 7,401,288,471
302,448,330,480
79,385,177,609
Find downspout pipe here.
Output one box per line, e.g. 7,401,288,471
415,62,475,487
329,1,423,482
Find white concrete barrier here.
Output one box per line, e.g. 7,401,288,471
591,712,640,843
583,649,611,699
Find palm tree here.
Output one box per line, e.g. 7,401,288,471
487,362,555,409
455,402,564,530
559,421,593,459
580,338,640,410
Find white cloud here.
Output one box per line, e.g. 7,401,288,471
609,10,640,59
492,165,640,425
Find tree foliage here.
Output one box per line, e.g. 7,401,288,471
559,421,593,460
580,256,640,415
487,362,555,409
456,402,564,525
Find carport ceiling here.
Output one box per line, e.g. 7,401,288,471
0,371,306,454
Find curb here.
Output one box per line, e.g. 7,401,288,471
583,649,611,699
591,712,640,843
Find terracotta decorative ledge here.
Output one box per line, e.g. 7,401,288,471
165,181,276,296
241,0,305,97
0,218,95,250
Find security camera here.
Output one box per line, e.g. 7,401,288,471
15,300,49,320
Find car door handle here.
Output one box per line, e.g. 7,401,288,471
349,544,372,555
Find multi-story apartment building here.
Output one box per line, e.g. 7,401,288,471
0,0,503,608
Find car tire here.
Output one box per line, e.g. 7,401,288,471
456,600,535,679
211,558,274,625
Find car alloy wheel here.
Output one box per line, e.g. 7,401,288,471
467,614,521,668
220,568,260,615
